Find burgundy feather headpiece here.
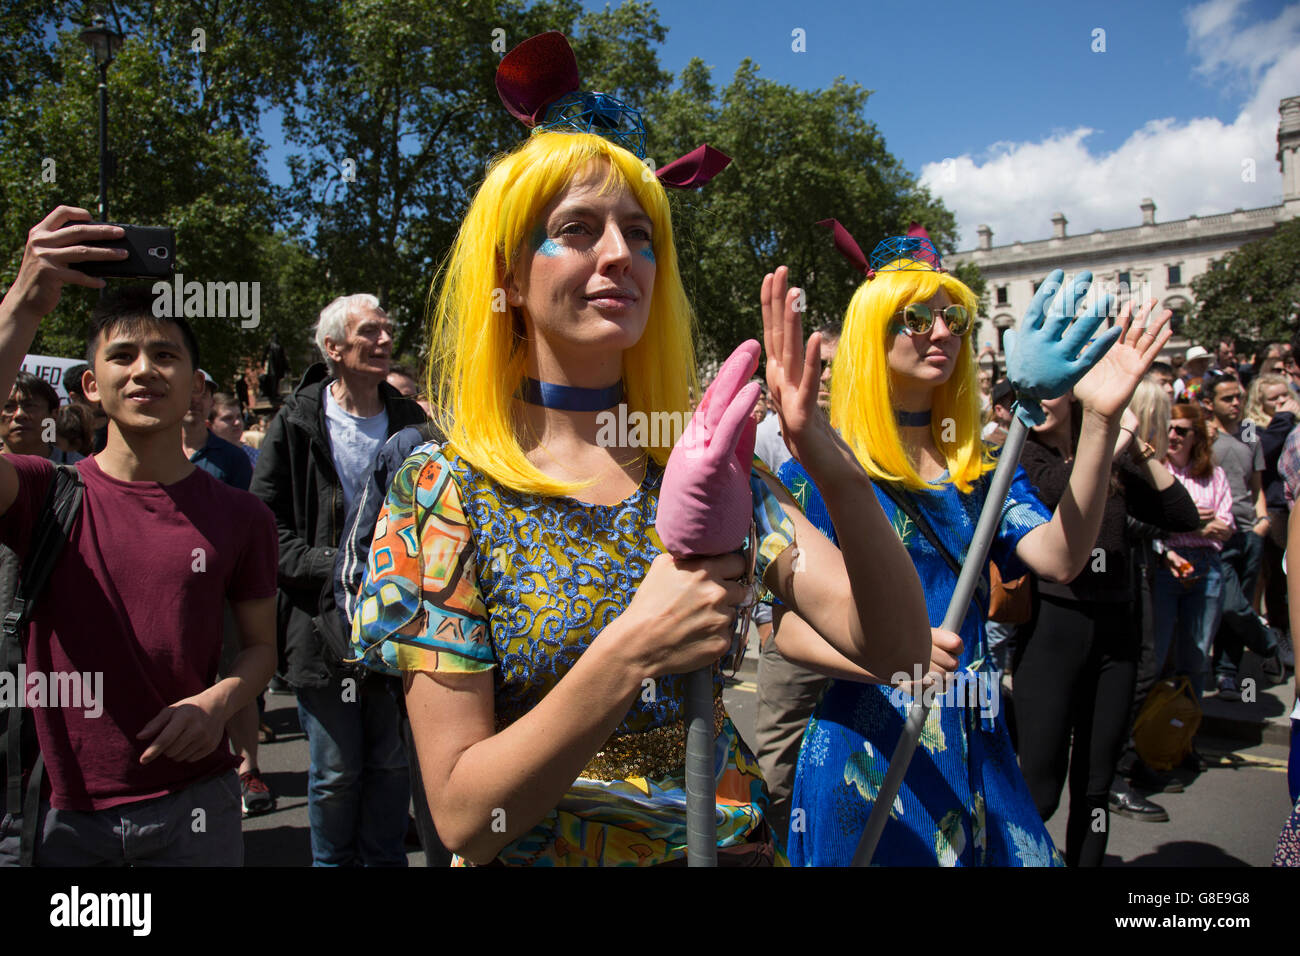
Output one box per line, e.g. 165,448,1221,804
496,32,730,189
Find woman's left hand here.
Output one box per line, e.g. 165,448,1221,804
1073,298,1173,422
760,266,851,477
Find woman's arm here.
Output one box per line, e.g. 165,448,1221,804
405,623,642,864
1120,462,1200,532
406,551,745,863
758,268,932,680
1214,467,1238,533
772,606,962,685
1015,299,1172,582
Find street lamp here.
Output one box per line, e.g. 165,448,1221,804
78,15,125,223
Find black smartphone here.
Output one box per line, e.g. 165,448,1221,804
76,223,175,279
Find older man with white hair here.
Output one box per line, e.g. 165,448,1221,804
250,293,426,866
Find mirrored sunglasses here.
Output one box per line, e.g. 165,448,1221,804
893,303,971,337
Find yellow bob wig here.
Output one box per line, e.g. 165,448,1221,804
426,131,698,496
829,260,993,493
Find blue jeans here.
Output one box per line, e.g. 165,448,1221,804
1214,530,1278,680
1153,547,1224,700
296,675,410,866
18,772,242,867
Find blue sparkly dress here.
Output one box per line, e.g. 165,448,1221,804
778,459,1064,866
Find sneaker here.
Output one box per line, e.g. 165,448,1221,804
240,770,276,816
1216,674,1242,701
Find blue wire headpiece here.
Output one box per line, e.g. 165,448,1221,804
817,219,946,279
536,91,648,159
869,235,944,274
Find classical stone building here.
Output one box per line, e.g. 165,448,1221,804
951,96,1300,363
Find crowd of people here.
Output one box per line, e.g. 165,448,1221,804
0,31,1296,869
964,334,1300,851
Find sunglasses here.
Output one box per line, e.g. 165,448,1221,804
892,303,972,337
1169,424,1193,437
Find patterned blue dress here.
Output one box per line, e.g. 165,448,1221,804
779,459,1065,866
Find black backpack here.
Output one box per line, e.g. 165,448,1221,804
0,464,84,867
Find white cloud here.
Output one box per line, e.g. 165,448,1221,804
922,0,1299,249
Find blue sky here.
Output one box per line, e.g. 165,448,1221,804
263,0,1298,247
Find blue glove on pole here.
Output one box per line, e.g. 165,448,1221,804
1002,270,1122,426
852,270,1121,866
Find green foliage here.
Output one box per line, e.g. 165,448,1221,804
1,2,968,381
279,0,670,359
1186,219,1300,353
647,59,962,361
0,8,324,384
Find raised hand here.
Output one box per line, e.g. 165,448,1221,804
1073,298,1173,421
2,206,125,324
1002,269,1123,425
656,340,761,557
759,266,857,479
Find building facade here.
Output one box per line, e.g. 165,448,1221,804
950,96,1300,363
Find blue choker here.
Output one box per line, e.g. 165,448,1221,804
895,409,932,427
519,377,625,411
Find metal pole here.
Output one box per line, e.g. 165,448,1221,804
683,666,716,866
852,414,1030,866
97,62,108,222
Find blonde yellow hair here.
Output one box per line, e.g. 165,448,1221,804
829,261,991,492
426,131,697,496
1245,372,1290,430
1129,378,1171,461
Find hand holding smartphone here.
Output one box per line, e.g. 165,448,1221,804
73,223,175,278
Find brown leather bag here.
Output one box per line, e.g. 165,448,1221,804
988,562,1032,624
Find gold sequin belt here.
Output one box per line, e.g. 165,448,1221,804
580,695,728,782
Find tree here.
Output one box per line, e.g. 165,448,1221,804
1186,218,1300,355
646,58,967,362
0,8,326,385
280,0,671,360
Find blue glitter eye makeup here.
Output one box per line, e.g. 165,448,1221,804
531,224,562,257
639,246,655,263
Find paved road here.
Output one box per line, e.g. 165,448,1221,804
243,642,1293,867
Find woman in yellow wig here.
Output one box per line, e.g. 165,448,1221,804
776,222,1170,866
349,33,939,866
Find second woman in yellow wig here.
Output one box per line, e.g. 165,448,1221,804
776,223,1171,867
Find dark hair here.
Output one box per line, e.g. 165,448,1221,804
1170,402,1214,479
62,363,90,398
85,285,201,371
9,371,60,415
991,378,1014,406
1148,360,1173,378
210,391,240,418
388,364,418,381
1203,367,1240,399
815,321,842,340
56,403,94,455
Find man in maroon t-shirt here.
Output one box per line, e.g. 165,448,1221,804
0,207,278,866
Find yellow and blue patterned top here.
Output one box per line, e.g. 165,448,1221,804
352,442,796,865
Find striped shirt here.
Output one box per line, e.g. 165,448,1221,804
1163,458,1235,552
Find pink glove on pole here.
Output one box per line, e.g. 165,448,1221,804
656,340,762,557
